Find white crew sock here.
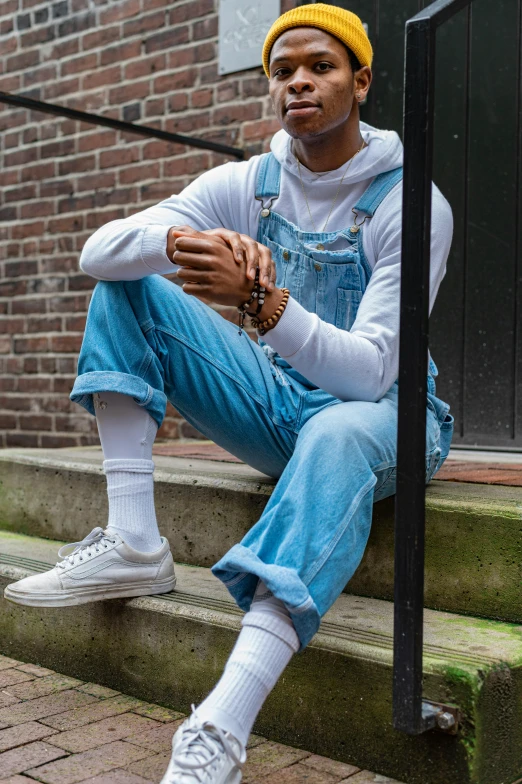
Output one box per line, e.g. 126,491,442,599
103,459,163,553
94,391,162,553
196,581,300,747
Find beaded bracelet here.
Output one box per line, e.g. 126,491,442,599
251,288,290,335
237,267,266,336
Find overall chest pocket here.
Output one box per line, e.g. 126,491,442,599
262,236,307,295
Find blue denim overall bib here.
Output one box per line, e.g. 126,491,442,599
71,153,453,650
212,153,454,648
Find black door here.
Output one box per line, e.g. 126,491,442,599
313,0,522,450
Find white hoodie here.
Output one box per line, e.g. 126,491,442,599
80,123,453,402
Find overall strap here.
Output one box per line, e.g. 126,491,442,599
255,152,282,200
354,166,403,217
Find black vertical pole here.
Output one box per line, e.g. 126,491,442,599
393,17,436,735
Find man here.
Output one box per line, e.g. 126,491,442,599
4,4,454,782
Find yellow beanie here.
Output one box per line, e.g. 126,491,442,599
262,3,373,78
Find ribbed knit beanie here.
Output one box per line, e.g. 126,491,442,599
262,3,373,77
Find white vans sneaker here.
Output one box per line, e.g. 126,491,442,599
3,527,176,607
160,708,245,784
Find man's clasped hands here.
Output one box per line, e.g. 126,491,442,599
166,226,282,318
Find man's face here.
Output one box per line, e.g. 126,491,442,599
268,27,363,140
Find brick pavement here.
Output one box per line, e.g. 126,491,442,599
0,655,403,784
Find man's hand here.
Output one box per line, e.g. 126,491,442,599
172,230,258,307
202,228,276,292
167,225,276,292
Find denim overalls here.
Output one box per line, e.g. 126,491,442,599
71,152,454,651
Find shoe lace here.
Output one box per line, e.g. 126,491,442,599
56,527,117,569
171,706,244,783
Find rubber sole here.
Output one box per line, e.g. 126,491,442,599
3,575,177,607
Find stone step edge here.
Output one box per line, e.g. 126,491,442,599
2,448,522,514
3,553,522,784
0,552,517,673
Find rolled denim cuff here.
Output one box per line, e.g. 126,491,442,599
70,370,167,429
212,543,320,652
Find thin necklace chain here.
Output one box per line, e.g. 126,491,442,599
294,139,366,234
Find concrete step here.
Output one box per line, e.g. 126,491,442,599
1,447,522,624
1,530,522,784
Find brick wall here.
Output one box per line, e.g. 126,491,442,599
0,0,296,448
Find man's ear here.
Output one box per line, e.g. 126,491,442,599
354,66,372,103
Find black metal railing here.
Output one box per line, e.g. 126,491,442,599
394,0,475,735
0,91,245,160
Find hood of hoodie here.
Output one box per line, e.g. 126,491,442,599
270,122,403,185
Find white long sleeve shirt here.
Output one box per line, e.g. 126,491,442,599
80,123,453,402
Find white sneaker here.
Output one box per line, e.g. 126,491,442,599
160,707,245,784
3,527,176,607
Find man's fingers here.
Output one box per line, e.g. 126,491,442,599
258,245,275,291
181,282,211,297
176,266,211,282
174,253,214,280
243,238,260,281
174,235,217,253
207,229,245,263
173,250,213,268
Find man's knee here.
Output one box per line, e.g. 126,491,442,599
301,403,372,446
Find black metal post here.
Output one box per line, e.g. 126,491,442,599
0,91,245,160
394,15,436,736
394,0,478,735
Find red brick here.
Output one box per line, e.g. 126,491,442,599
0,74,21,92
50,38,80,60
126,752,170,782
4,147,37,168
145,26,189,54
99,0,140,25
192,14,218,40
21,161,55,182
0,691,98,727
12,298,46,315
301,755,360,779
40,696,144,733
243,118,282,141
191,88,213,108
118,162,161,185
213,102,262,125
261,763,338,783
58,154,96,176
0,742,65,779
4,260,37,277
155,67,197,92
82,25,120,51
99,147,140,169
22,63,57,87
18,413,53,431
6,50,40,72
62,53,98,76
0,721,58,753
27,741,153,784
123,9,165,38
50,334,83,353
163,153,210,177
17,377,52,392
44,77,80,101
101,40,141,67
0,413,17,428
20,202,55,219
124,52,166,81
48,714,160,753
80,771,152,784
123,719,183,753
0,317,25,334
80,69,119,95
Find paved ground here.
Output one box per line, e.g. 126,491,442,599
153,441,522,486
0,655,403,784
